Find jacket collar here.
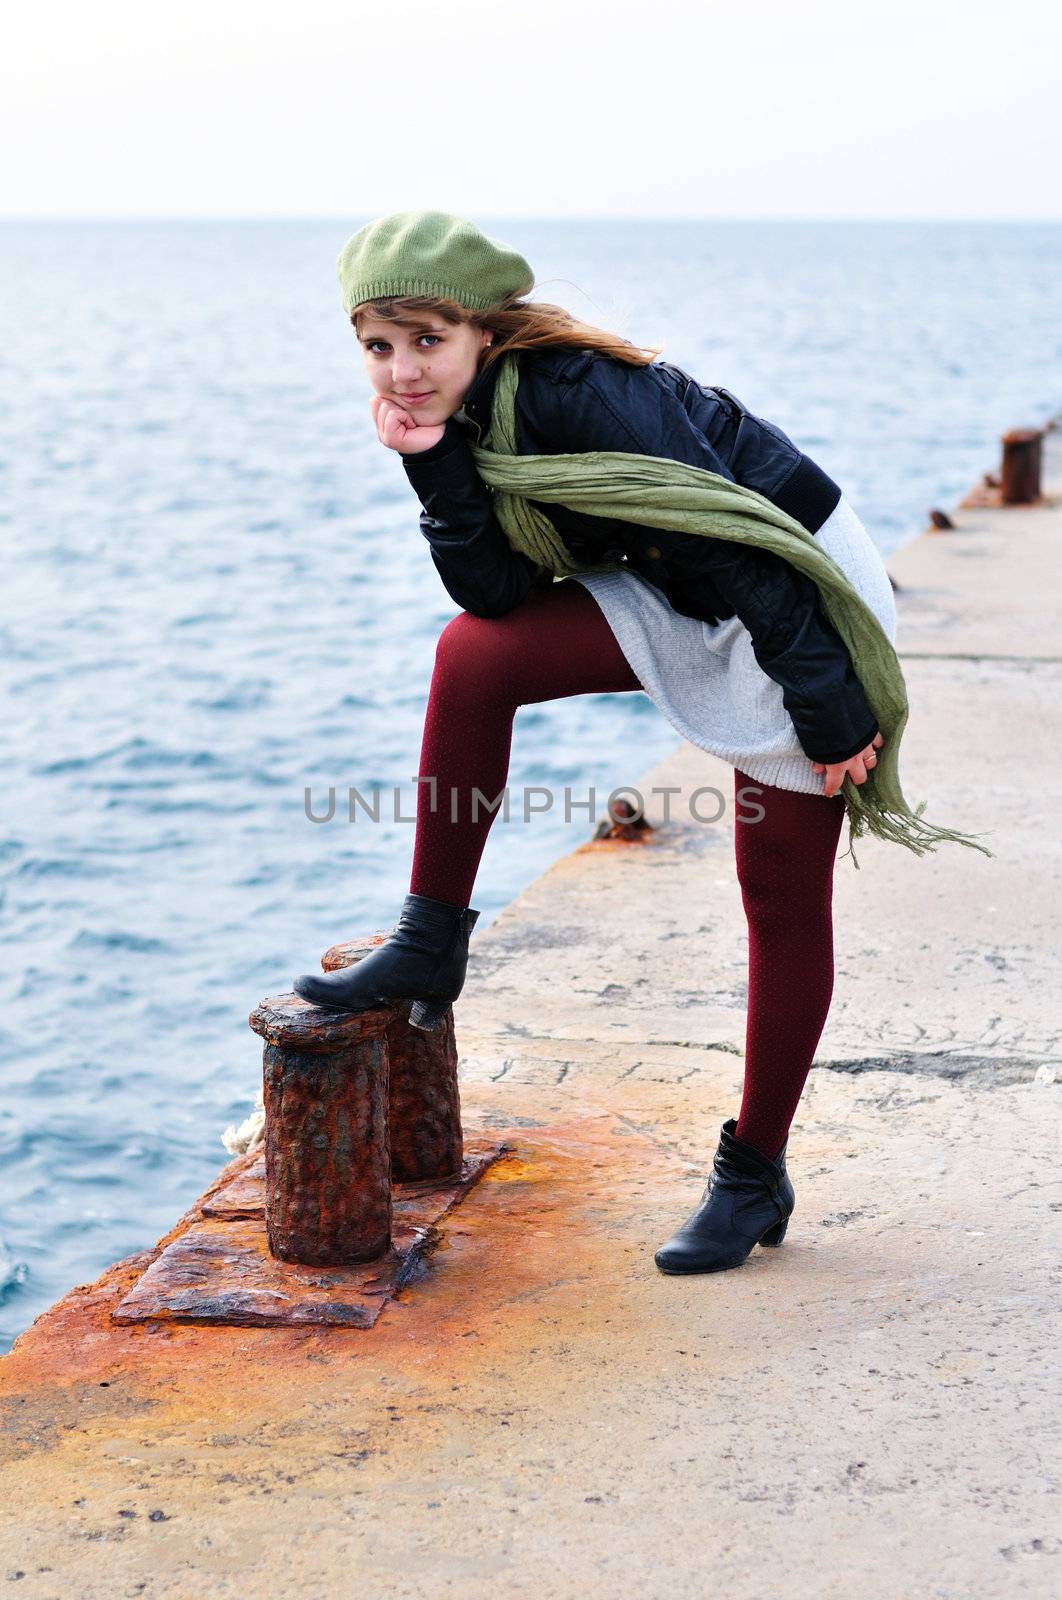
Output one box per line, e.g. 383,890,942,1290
455,351,505,444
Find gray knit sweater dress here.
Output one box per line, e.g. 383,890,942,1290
569,494,897,797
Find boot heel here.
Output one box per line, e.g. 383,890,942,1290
407,997,450,1032
759,1217,789,1248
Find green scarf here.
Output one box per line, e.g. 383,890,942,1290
467,350,994,870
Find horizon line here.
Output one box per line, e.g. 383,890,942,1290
2,212,1061,227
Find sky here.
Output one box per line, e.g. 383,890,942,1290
1,0,1059,220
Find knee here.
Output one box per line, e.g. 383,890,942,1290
434,611,476,664
432,611,514,699
734,834,789,911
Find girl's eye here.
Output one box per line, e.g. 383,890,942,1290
364,334,438,353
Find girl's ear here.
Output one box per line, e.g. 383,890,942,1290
480,326,495,348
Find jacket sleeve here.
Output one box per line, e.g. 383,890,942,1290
534,361,880,764
400,418,548,618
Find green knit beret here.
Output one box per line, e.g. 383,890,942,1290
337,209,535,316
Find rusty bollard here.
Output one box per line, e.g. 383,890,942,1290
248,996,395,1264
1001,427,1043,505
321,935,464,1182
592,796,654,843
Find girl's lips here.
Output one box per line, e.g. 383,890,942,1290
398,392,434,406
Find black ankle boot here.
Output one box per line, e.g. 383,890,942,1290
292,892,481,1031
653,1118,794,1275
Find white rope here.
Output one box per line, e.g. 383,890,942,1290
221,1086,265,1155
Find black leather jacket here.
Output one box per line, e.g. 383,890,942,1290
402,346,880,764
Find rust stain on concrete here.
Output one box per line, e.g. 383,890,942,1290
0,1097,685,1458
1,1092,717,1598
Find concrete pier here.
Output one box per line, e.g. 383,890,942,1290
1,431,1059,1599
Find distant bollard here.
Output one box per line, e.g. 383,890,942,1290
321,935,464,1182
1000,428,1043,505
593,796,653,843
249,996,395,1265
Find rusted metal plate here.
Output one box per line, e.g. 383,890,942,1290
203,1136,503,1221
202,1153,267,1218
112,1140,512,1328
112,1216,426,1329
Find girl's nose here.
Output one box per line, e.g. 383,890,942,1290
391,349,423,383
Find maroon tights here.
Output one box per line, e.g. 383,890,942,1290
409,579,845,1158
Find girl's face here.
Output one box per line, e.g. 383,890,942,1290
356,311,493,426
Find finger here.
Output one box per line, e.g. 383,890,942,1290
381,402,413,438
872,731,884,748
850,757,868,786
381,406,409,447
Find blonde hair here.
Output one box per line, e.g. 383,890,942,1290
351,292,662,371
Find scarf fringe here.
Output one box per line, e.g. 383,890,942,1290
839,785,996,870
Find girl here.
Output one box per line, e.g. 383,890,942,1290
293,210,894,1275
